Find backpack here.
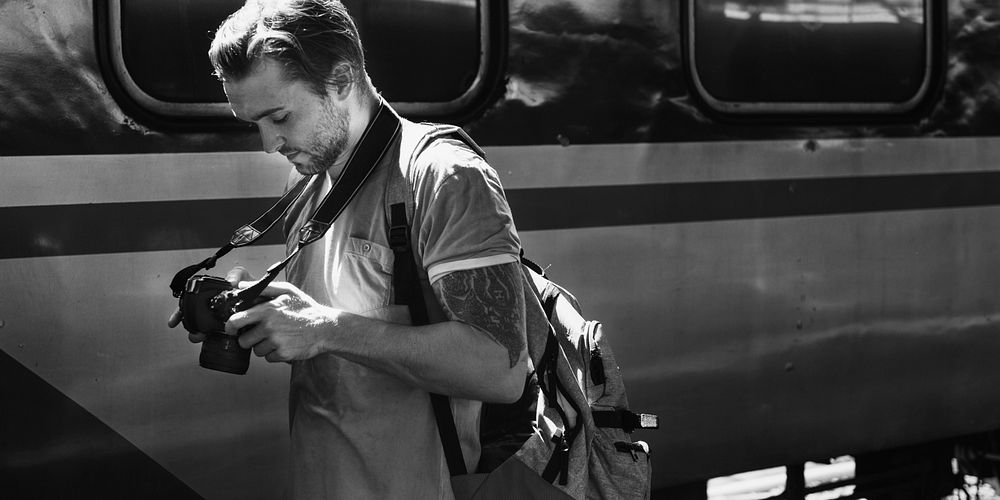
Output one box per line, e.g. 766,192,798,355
384,122,658,499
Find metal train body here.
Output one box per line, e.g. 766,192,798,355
3,1,1000,498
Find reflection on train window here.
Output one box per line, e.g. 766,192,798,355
707,458,857,500
109,0,491,119
687,0,932,114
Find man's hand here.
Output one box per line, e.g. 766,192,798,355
227,281,343,362
167,266,256,344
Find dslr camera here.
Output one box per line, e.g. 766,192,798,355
179,275,269,375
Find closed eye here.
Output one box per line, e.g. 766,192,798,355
271,113,289,124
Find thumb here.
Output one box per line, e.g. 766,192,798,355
226,266,255,287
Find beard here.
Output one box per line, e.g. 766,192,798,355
294,99,351,176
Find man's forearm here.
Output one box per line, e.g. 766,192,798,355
321,312,527,403
229,263,530,402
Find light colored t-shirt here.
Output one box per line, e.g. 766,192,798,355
281,120,521,499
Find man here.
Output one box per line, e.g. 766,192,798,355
169,0,528,498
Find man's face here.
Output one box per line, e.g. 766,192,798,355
224,58,350,176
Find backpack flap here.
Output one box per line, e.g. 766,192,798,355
583,319,654,498
524,263,658,499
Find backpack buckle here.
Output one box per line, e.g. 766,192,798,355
388,225,409,251
592,409,660,433
635,412,660,431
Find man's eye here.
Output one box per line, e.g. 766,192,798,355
272,114,289,124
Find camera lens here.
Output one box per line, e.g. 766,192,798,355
200,332,251,375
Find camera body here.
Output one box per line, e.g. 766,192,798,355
179,275,268,374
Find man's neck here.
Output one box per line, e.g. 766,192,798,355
327,92,380,181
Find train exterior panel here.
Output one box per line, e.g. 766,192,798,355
3,1,1000,498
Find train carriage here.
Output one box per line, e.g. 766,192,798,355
3,1,1000,498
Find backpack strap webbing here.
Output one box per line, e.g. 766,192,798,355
387,197,466,475
385,123,485,477
388,202,429,324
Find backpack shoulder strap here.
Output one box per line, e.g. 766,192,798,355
386,123,482,226
385,121,487,294
384,121,486,478
385,122,485,226
384,121,487,313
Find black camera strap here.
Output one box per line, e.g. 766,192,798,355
169,175,314,297
170,99,402,305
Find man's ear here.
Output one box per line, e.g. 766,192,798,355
329,62,354,99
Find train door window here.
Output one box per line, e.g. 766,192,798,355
687,0,932,114
103,0,499,122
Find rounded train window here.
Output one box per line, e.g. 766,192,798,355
686,0,935,115
100,0,502,123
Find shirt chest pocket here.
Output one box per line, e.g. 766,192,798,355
338,237,395,313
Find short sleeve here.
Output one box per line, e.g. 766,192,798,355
412,139,521,283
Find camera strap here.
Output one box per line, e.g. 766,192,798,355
170,99,402,304
169,175,314,297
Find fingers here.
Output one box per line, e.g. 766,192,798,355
237,325,285,363
238,328,282,362
167,309,183,328
252,338,276,358
227,296,269,333
230,306,270,349
170,310,206,343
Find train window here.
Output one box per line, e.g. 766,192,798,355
707,458,856,500
104,0,496,121
687,0,932,114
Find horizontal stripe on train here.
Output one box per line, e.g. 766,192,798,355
3,172,1000,259
8,137,1000,207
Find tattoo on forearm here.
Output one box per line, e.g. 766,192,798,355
433,262,526,368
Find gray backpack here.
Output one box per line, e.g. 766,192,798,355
385,122,658,499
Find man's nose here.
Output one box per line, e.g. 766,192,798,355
259,125,285,154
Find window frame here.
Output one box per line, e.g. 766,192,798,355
99,0,505,125
684,0,939,115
